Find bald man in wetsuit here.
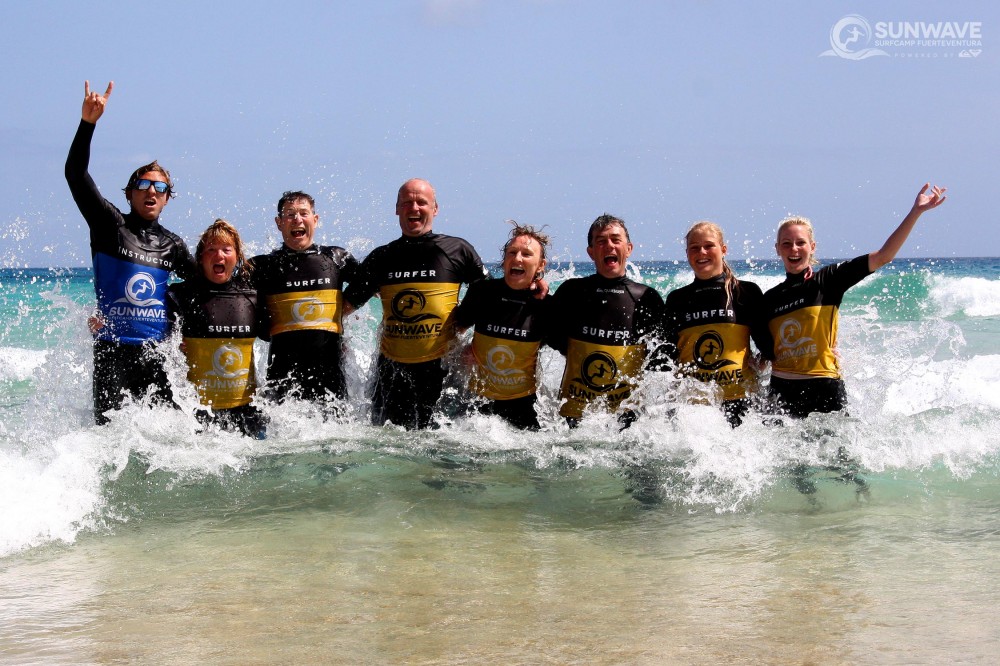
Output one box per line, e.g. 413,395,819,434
65,81,195,424
344,179,489,429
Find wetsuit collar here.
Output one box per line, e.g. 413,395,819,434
278,243,319,255
693,274,726,286
784,267,813,284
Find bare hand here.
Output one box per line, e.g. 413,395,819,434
87,312,105,335
531,276,550,299
913,183,947,213
82,80,114,124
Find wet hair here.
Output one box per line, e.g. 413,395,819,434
776,216,820,266
122,161,175,198
501,220,551,263
686,221,740,308
277,191,316,215
587,214,630,247
196,219,253,279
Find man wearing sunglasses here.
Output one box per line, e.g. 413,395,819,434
65,80,195,425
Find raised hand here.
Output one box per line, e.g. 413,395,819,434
82,80,114,124
913,183,947,213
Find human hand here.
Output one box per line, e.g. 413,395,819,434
913,183,947,214
82,80,113,124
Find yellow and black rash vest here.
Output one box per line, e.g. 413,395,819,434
344,233,488,364
166,277,262,410
252,244,358,337
452,279,554,401
550,274,663,419
659,276,771,401
251,245,358,391
762,255,872,379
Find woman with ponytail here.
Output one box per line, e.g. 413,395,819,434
656,222,771,427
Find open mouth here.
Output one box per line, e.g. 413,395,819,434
212,263,227,276
508,266,526,276
290,228,307,239
603,254,619,267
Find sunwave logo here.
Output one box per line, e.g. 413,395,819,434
821,14,984,60
820,15,889,60
694,331,737,371
292,297,330,324
776,318,813,352
388,289,439,323
580,351,619,392
209,343,249,380
484,344,524,378
115,272,163,307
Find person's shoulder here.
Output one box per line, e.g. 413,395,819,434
317,244,351,256
737,278,764,296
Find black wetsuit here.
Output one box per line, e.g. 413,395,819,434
166,275,266,437
762,255,872,418
344,232,488,429
657,276,772,427
65,120,195,424
550,274,663,427
452,278,554,430
252,244,359,405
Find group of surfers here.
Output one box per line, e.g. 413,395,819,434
66,81,948,437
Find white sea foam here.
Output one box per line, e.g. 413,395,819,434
929,274,1000,317
0,347,48,382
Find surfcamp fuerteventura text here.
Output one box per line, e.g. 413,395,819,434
821,15,984,60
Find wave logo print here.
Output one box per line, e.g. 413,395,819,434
116,272,162,307
388,289,438,323
292,297,330,324
820,14,889,60
485,344,524,378
580,351,619,392
776,318,814,352
209,343,249,380
694,331,737,371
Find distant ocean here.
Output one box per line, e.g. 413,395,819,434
2,258,999,663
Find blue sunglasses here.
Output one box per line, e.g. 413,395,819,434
134,179,170,194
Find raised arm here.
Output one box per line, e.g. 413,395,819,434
82,80,114,124
869,183,947,272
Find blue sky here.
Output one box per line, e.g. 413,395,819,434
1,1,995,267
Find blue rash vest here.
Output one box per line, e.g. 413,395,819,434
65,120,195,345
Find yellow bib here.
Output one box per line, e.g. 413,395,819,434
676,322,755,401
265,289,344,335
470,333,541,400
184,337,257,409
559,340,646,419
379,282,460,363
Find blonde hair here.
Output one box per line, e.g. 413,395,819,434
776,216,820,266
686,221,739,308
196,218,253,278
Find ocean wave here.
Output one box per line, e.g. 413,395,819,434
0,347,48,382
929,274,1000,317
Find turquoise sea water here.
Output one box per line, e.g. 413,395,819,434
1,258,999,663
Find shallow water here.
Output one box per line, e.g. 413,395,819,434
2,260,999,663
